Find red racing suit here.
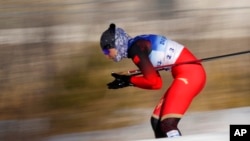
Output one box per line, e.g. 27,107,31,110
127,34,206,120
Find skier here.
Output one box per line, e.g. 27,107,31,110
99,23,206,138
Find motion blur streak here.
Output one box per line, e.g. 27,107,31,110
0,0,249,141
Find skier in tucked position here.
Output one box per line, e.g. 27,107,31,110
99,23,206,138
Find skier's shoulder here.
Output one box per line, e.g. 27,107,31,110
133,34,167,41
129,34,166,46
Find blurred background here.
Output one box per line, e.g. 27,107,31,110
0,0,249,141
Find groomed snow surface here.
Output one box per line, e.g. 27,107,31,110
44,106,250,141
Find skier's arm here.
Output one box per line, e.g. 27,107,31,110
128,40,162,89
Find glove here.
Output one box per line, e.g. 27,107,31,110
107,73,133,89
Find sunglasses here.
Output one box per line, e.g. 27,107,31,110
102,49,110,55
102,43,115,55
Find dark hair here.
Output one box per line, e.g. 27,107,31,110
100,23,116,49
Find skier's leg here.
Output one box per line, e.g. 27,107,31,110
159,64,206,138
151,97,166,138
150,116,166,138
158,87,183,138
160,118,182,137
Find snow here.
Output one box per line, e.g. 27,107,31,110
44,106,250,141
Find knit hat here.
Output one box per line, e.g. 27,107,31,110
100,23,116,50
100,23,131,62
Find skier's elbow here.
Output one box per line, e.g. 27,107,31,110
150,77,162,89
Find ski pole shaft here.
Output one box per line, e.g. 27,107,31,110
119,50,249,76
200,50,249,62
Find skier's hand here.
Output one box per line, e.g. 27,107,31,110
107,73,133,89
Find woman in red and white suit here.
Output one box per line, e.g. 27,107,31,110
100,23,206,138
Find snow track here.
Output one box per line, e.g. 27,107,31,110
44,107,250,141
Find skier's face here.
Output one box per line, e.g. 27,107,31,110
104,48,117,60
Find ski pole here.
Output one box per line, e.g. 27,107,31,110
117,50,249,76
